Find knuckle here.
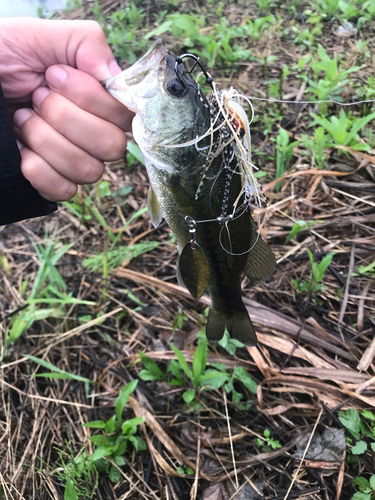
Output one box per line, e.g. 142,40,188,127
86,20,106,39
29,126,55,153
52,182,78,202
100,130,127,161
77,158,105,184
46,96,69,123
20,153,39,181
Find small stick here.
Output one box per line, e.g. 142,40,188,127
224,390,238,488
282,408,323,500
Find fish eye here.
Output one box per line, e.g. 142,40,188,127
166,78,186,98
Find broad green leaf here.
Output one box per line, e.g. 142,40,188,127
90,435,105,447
92,445,116,461
183,389,195,403
83,420,106,429
352,440,367,455
233,366,258,394
285,220,323,244
7,308,63,347
129,435,147,451
351,493,372,500
64,477,79,500
109,465,121,483
139,352,166,380
192,339,207,383
338,409,362,440
218,331,244,355
126,141,145,165
139,370,163,381
210,362,227,372
145,20,173,39
114,456,126,466
167,361,185,386
105,415,118,434
316,253,334,282
254,170,267,178
345,112,375,146
357,261,375,276
116,380,138,424
122,417,145,435
169,343,193,380
361,410,375,420
199,370,228,389
352,477,370,493
369,476,375,491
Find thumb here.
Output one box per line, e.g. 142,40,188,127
6,18,123,81
67,21,123,81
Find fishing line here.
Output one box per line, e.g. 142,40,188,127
242,96,375,106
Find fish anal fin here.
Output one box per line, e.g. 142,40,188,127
244,230,276,285
147,186,163,228
178,242,210,299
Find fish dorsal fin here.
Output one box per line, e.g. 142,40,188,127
178,242,210,299
147,186,163,228
243,225,276,285
221,223,233,269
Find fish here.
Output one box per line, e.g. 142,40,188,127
103,39,276,346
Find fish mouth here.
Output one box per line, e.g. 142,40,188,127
103,39,168,113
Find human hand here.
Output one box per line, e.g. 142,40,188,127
0,18,133,202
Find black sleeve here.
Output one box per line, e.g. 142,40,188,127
0,83,57,225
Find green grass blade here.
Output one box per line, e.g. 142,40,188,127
26,355,93,383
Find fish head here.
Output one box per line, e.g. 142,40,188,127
104,39,211,173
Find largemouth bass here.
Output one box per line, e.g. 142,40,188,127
104,40,276,346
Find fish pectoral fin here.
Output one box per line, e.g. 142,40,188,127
166,175,196,218
147,186,163,228
206,304,257,346
178,242,210,299
243,230,276,285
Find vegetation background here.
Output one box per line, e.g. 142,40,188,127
1,0,375,499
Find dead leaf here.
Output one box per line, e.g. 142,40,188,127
293,428,346,462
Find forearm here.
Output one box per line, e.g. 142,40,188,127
0,83,57,225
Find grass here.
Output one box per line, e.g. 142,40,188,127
1,0,375,499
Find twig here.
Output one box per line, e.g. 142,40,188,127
282,408,323,500
224,390,238,488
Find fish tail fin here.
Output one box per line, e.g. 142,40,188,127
226,305,257,346
206,309,226,343
206,304,257,346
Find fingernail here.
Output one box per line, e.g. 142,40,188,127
47,66,68,89
16,140,23,150
109,59,122,76
14,109,32,127
33,87,50,107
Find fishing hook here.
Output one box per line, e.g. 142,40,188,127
175,53,213,88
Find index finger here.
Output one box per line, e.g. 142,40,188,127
46,64,133,132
